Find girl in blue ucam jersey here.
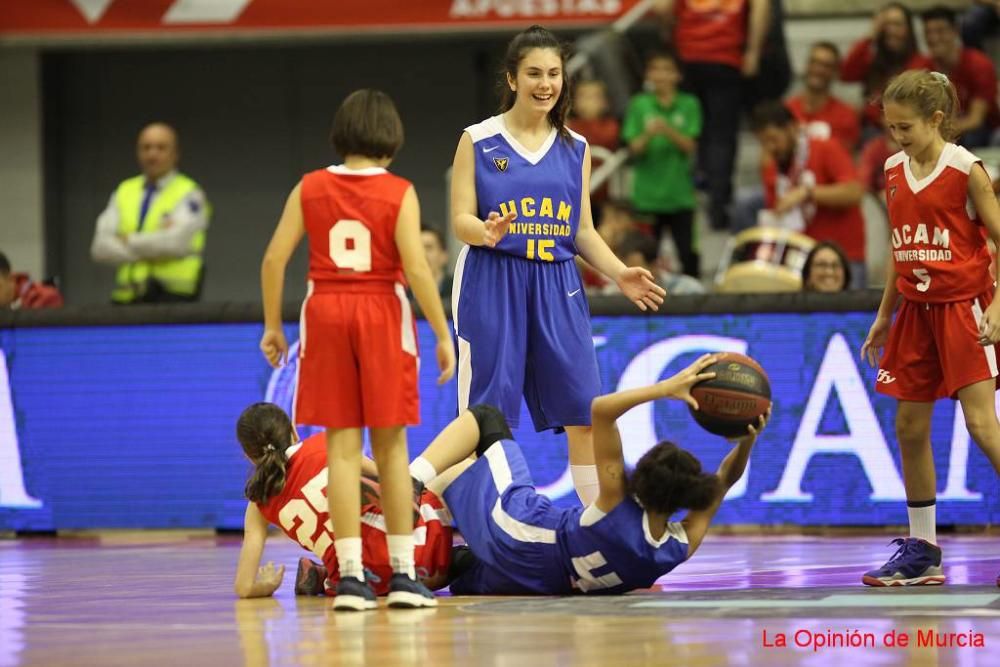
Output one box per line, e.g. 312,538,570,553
408,354,769,595
447,25,667,506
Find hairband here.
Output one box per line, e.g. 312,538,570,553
930,71,949,84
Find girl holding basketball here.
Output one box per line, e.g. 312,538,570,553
448,25,665,506
406,354,770,595
259,90,455,610
861,70,1000,587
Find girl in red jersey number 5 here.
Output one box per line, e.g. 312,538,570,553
258,90,455,610
861,70,1000,589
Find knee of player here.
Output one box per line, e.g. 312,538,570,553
962,410,999,443
895,420,931,448
466,404,512,456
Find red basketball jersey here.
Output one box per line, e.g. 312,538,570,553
885,144,991,303
673,0,748,69
256,433,453,595
300,165,412,289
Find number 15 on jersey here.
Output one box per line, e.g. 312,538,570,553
527,239,555,262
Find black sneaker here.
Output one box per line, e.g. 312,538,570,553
294,558,328,596
333,576,377,611
387,573,438,609
446,545,478,584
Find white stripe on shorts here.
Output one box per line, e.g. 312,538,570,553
484,445,557,544
451,245,470,332
291,280,315,425
452,246,473,411
490,499,557,544
298,279,314,356
971,298,998,376
394,282,417,357
457,337,472,412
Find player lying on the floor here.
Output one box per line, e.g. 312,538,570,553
408,353,769,595
232,402,459,599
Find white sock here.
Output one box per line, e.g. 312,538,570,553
570,464,600,506
409,457,438,485
908,503,937,545
387,534,416,579
334,537,364,580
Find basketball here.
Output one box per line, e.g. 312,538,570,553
689,353,771,438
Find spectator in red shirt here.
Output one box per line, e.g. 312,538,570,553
752,102,867,288
857,128,900,199
655,0,770,231
786,41,861,152
921,5,999,147
568,79,620,213
0,252,63,310
841,2,927,135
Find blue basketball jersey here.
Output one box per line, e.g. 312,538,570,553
444,440,689,595
558,499,690,595
466,115,586,263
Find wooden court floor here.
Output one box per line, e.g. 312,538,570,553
1,532,999,666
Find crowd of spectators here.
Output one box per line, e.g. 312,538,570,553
565,1,999,295
12,2,1000,305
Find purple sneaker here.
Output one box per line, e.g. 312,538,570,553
294,558,327,596
863,538,945,587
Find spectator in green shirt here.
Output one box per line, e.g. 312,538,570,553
622,50,703,278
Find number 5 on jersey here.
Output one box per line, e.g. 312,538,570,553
527,239,555,262
913,268,931,293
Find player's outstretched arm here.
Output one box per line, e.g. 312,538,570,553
260,182,305,368
574,144,665,311
590,354,720,512
861,254,900,367
234,503,285,598
681,409,770,558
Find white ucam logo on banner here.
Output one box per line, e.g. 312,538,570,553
0,353,42,509
551,333,983,503
257,331,987,505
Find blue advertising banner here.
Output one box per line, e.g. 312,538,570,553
1,313,996,530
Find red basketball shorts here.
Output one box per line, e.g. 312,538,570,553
876,292,1000,401
294,282,419,428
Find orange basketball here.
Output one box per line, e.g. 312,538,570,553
689,353,771,438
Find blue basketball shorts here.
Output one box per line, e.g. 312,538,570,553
442,439,574,595
451,246,601,431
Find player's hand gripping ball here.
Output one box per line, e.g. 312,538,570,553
689,353,772,438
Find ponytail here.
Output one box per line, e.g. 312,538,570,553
883,69,961,142
236,402,293,504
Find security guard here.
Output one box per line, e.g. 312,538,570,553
91,123,210,303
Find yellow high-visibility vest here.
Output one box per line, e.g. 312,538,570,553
111,173,210,303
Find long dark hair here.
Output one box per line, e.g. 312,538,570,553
236,402,294,504
869,3,918,97
499,25,572,141
626,441,720,517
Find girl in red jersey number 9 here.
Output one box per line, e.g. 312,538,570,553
258,89,455,610
861,70,1000,589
